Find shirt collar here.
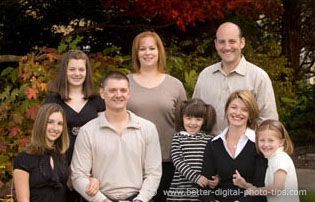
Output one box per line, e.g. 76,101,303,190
179,131,204,137
212,127,255,143
267,146,284,159
98,111,141,129
212,56,247,76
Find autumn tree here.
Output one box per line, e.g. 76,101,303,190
281,0,315,83
1,0,281,62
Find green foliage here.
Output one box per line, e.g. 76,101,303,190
244,39,294,104
280,82,315,146
0,38,130,190
0,50,53,187
167,40,215,98
58,36,84,53
244,39,315,146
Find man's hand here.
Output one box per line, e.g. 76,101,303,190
103,199,113,202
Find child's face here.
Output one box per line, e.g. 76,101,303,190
257,130,284,158
183,115,204,135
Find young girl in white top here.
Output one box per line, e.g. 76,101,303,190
233,119,299,202
167,98,218,202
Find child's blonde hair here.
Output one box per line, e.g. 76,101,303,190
256,119,294,155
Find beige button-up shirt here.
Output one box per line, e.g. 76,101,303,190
193,56,278,134
71,111,162,202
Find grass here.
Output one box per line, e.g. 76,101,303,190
300,191,315,202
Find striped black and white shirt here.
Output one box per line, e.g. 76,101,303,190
167,131,212,202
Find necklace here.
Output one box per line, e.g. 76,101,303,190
227,141,237,149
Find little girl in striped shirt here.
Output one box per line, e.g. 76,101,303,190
166,98,219,202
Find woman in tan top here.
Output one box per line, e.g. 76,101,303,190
127,31,186,202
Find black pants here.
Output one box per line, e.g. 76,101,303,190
153,162,175,202
66,186,87,202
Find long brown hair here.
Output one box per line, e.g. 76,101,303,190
25,103,69,155
224,90,259,130
131,31,167,73
51,50,94,100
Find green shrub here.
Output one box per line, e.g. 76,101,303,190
280,82,315,146
300,191,315,202
0,37,129,189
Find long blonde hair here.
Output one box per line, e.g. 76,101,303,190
25,103,69,155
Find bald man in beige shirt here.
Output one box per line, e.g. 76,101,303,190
193,22,278,134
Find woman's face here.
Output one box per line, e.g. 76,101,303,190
226,98,249,128
138,36,159,69
45,112,63,147
67,59,87,87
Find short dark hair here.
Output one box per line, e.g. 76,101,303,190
175,98,216,135
100,71,129,89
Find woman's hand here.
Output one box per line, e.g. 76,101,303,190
66,175,73,191
208,175,220,189
86,176,100,196
197,175,209,188
233,170,250,189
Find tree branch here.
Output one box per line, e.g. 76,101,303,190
60,21,176,43
0,55,22,63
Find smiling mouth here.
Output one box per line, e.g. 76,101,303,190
143,58,153,61
231,116,243,120
48,132,59,137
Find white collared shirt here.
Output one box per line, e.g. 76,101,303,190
212,127,256,158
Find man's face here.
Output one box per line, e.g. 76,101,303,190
100,79,130,111
215,23,245,67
